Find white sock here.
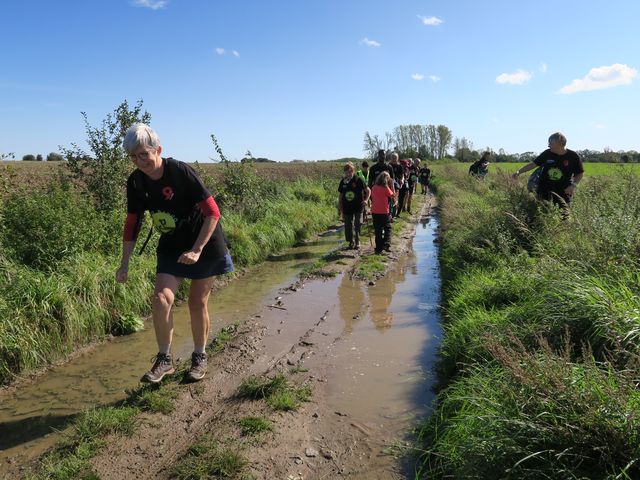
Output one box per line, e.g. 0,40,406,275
158,344,171,355
194,345,206,354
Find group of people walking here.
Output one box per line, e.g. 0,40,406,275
338,149,432,254
115,124,581,386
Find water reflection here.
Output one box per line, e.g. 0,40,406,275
338,274,366,335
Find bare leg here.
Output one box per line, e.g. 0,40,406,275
152,273,182,351
188,276,216,351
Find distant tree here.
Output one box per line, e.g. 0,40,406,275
46,152,64,162
61,99,151,211
435,125,453,160
36,154,43,161
22,154,36,161
0,152,15,161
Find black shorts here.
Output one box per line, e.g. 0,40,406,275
156,253,234,279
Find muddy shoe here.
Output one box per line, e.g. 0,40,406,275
141,353,175,384
186,352,208,382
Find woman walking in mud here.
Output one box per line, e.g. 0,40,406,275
115,123,233,383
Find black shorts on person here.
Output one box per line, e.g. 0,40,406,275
157,252,234,279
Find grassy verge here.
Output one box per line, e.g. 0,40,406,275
414,165,640,479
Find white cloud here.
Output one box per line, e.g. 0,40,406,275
418,15,443,26
592,123,607,129
496,69,532,85
540,62,548,73
558,63,637,94
231,50,240,57
429,75,441,82
215,47,225,55
360,37,381,47
412,73,424,81
132,0,167,10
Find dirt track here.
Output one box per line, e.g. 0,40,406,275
87,197,434,480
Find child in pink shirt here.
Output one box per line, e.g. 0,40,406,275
370,171,395,253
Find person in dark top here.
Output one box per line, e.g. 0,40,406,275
469,151,490,179
368,149,395,188
418,161,432,195
338,162,370,249
404,158,420,213
514,132,584,208
389,153,404,218
116,123,233,384
397,159,410,217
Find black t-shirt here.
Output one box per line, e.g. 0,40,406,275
127,158,228,261
368,162,395,188
533,149,584,195
338,175,366,213
407,165,419,187
419,167,431,183
390,163,404,184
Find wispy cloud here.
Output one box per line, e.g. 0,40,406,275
412,73,424,81
558,63,637,94
418,15,443,26
540,62,548,73
496,69,532,85
132,0,167,10
360,37,381,47
215,47,225,55
231,50,240,57
429,75,441,82
592,123,607,129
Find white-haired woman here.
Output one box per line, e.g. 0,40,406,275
115,123,233,383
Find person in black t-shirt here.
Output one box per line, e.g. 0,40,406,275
513,132,584,208
404,158,420,213
338,162,370,249
368,149,395,188
469,151,490,179
418,162,432,195
389,153,404,218
116,123,233,384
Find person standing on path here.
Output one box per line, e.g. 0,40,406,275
404,158,420,213
115,123,233,384
418,161,432,195
368,149,395,189
513,132,584,211
338,162,370,249
370,171,395,254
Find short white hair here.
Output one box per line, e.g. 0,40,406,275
123,123,161,153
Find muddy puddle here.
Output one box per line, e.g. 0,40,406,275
0,233,342,470
249,212,442,478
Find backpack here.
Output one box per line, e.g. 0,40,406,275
527,167,542,193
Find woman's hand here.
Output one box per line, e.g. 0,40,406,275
178,250,202,265
115,265,129,283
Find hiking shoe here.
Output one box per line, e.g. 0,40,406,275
186,352,208,382
141,353,175,384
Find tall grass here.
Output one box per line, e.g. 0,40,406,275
416,165,640,478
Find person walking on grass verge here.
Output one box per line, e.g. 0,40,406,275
513,132,584,212
338,162,370,249
370,171,396,254
115,123,234,384
418,160,432,195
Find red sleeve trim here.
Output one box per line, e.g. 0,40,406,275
198,196,221,219
123,212,142,242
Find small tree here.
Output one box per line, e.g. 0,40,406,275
46,152,64,162
36,154,43,161
22,154,36,161
61,99,151,211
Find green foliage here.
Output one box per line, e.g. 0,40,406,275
416,165,640,478
61,99,151,212
22,154,36,161
172,435,248,480
237,373,311,411
47,152,65,162
1,185,121,270
238,416,273,436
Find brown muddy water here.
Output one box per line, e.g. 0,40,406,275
0,232,343,471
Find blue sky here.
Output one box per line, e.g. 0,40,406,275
1,0,639,162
